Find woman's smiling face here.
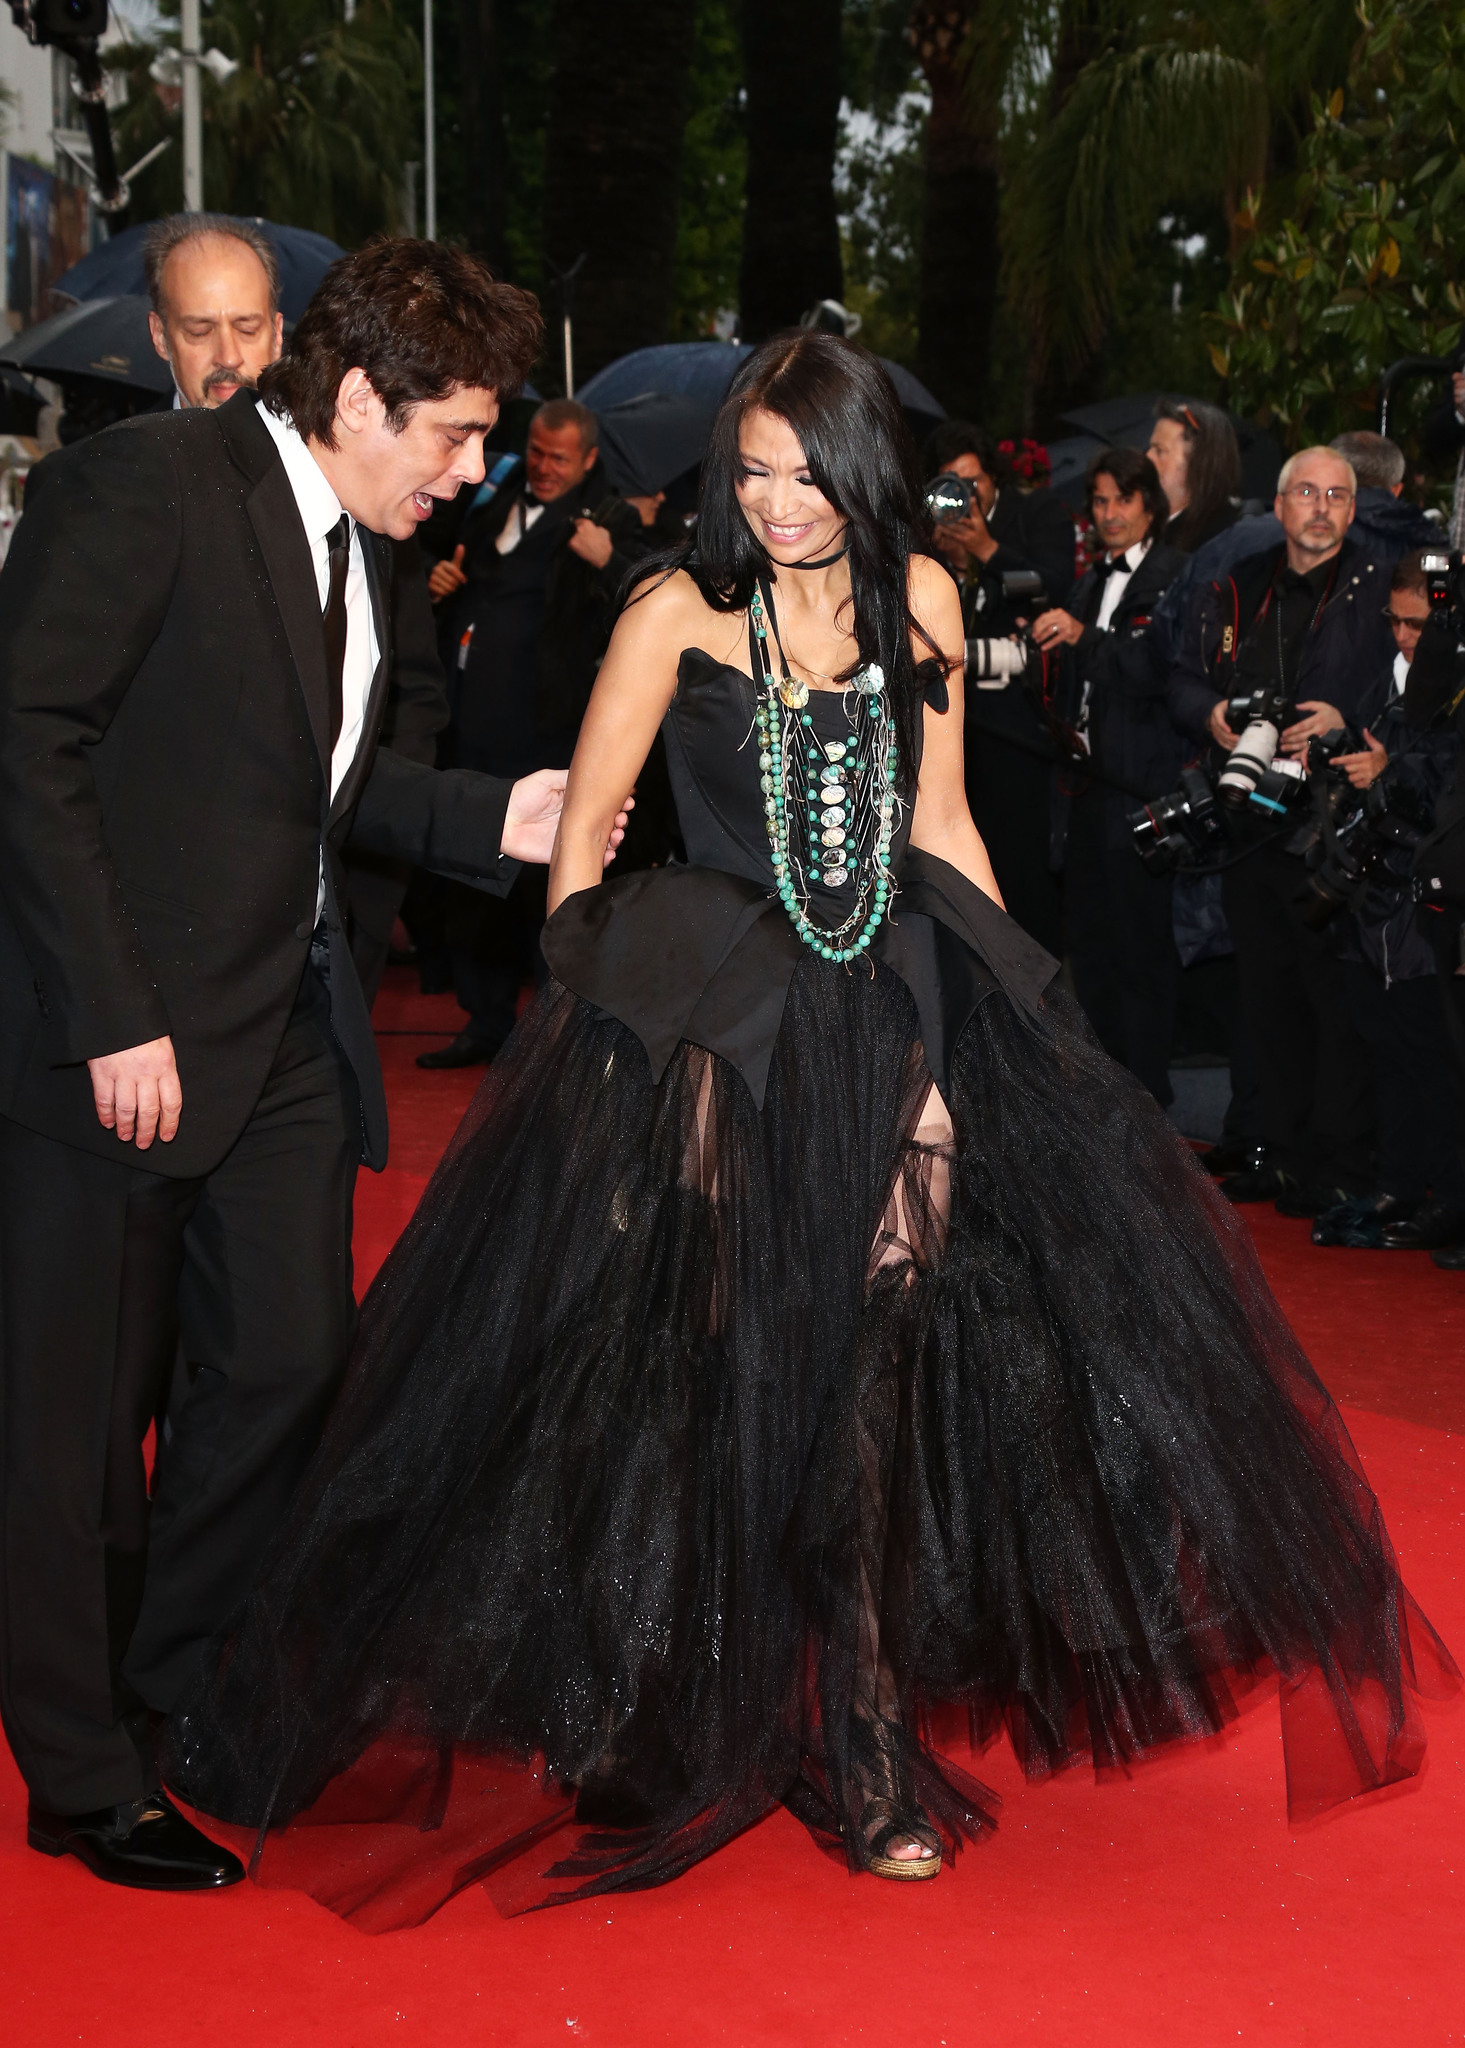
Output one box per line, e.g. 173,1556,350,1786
735,407,847,565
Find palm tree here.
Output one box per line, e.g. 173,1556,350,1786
966,0,1363,393
910,0,999,418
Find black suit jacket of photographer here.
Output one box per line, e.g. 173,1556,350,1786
1050,540,1188,857
434,464,647,742
1166,536,1394,755
0,391,518,1179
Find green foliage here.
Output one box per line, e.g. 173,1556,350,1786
1215,0,1465,446
670,0,745,339
109,0,421,245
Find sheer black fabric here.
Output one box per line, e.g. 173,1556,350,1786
164,655,1455,1929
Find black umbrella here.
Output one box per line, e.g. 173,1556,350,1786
52,219,345,326
0,296,174,397
594,393,708,496
578,341,946,478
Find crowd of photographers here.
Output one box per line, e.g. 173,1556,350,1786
925,408,1465,1270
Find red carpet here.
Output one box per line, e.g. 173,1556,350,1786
3,969,1462,2046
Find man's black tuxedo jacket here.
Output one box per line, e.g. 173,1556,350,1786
0,390,516,1178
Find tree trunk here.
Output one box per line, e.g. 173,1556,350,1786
540,0,696,383
458,0,508,271
911,0,1000,421
738,0,844,343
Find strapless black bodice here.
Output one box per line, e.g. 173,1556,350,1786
542,649,1060,1106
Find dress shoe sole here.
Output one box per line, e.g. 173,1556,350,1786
28,1822,244,1890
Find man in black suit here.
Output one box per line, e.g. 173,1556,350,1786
416,399,648,1066
924,421,1076,955
0,240,617,1891
1031,449,1186,1102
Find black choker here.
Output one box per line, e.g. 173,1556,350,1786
767,540,850,571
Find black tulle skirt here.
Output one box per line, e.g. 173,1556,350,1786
164,957,1455,1927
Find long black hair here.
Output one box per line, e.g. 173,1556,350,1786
629,331,941,788
1153,397,1241,553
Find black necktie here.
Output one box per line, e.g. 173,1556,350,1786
321,513,351,752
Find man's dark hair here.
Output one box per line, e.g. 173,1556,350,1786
923,418,1003,482
1152,397,1241,550
259,237,543,446
1392,548,1430,598
533,397,599,451
1086,445,1170,541
143,213,280,316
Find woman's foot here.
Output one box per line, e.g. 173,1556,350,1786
859,1796,942,1881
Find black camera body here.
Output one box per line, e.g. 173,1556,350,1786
8,0,108,44
1129,768,1229,875
1421,549,1465,617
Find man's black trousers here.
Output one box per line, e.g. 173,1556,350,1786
1063,790,1179,1105
1221,842,1374,1188
0,966,358,1814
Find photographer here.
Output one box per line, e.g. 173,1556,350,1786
1311,552,1465,1251
925,421,1075,953
1146,398,1241,555
1168,446,1394,1214
1032,449,1185,1102
417,399,647,1066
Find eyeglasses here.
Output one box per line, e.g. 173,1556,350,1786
1281,483,1353,506
1382,608,1428,630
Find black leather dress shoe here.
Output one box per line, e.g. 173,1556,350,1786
28,1792,245,1891
1431,1241,1465,1270
1312,1192,1417,1248
1203,1136,1268,1179
1381,1200,1465,1251
415,1029,502,1071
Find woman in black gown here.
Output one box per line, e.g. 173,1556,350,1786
166,334,1452,1925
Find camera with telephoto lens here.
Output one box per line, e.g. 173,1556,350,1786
1128,767,1229,875
926,471,978,525
1215,686,1300,809
965,568,1048,688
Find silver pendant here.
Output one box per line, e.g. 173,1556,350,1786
779,677,810,710
821,825,847,848
824,866,850,889
823,739,847,761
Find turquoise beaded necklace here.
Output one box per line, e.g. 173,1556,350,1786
749,580,901,965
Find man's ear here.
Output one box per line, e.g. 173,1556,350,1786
584,443,599,472
270,311,284,364
335,367,380,440
148,310,171,366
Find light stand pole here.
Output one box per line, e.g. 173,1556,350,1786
180,0,202,210
545,253,586,397
423,0,436,239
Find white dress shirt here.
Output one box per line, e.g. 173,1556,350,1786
258,405,380,913
495,494,546,555
1095,537,1152,632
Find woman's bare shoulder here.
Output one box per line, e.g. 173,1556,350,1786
906,549,960,612
621,565,742,660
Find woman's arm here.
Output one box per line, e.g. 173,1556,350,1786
905,557,1005,907
547,570,703,915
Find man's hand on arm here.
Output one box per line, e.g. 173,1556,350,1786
1032,607,1086,650
568,518,615,570
501,767,633,867
1208,698,1240,751
427,545,467,603
1279,700,1345,757
87,1036,181,1149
